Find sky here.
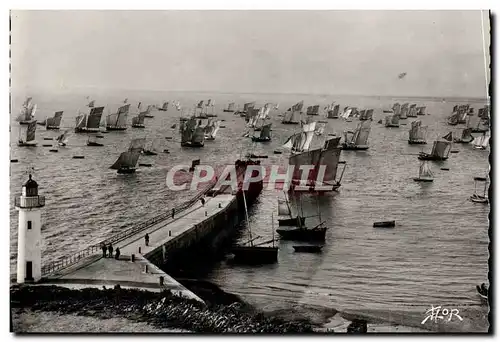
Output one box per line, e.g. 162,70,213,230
10,10,490,98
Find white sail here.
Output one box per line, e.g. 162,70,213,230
314,123,326,136
419,161,433,179
482,136,490,148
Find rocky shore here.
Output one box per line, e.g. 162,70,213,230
11,285,314,333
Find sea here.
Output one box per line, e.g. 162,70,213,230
9,88,490,332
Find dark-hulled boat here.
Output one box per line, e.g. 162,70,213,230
293,245,323,253
418,139,452,161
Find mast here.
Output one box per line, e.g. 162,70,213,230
272,212,275,248
242,190,253,247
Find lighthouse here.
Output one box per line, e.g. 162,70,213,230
15,174,45,283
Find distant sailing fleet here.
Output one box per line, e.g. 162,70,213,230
14,95,490,201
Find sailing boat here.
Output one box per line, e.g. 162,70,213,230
106,104,129,131
384,111,400,127
223,102,235,113
447,112,459,125
402,103,414,118
341,121,371,150
359,109,374,121
109,138,145,174
306,105,320,116
470,176,489,203
392,103,401,116
158,101,169,111
314,122,326,136
56,129,70,146
181,117,205,147
131,111,146,128
413,161,434,182
454,128,474,144
282,101,303,124
472,133,490,150
17,121,37,147
140,104,154,118
408,120,428,144
204,120,221,140
276,194,327,242
87,134,104,147
44,111,64,130
16,97,37,125
251,123,271,142
75,106,105,133
417,106,426,116
277,192,306,227
418,137,452,161
286,136,346,192
467,115,488,133
230,191,278,264
457,108,469,124
143,139,160,155
326,104,339,119
238,102,256,117
205,99,217,118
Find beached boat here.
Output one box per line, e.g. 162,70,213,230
17,121,37,147
75,106,104,133
106,104,129,131
418,138,452,161
470,177,489,204
157,101,169,111
230,192,278,264
16,97,37,125
413,160,434,182
408,120,428,144
341,121,371,150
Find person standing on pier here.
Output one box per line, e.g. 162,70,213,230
172,208,175,219
145,233,149,246
101,243,107,258
115,247,121,260
108,244,113,258
200,197,205,206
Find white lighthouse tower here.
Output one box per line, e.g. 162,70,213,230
15,174,45,283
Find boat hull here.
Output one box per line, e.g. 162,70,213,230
205,137,216,141
385,124,400,128
143,151,158,156
75,127,100,133
223,109,234,113
293,245,323,253
46,126,60,130
19,120,35,125
413,177,433,182
408,140,427,145
289,182,341,192
276,227,327,242
251,137,271,142
181,142,205,147
230,246,278,264
17,141,37,147
87,142,104,147
373,220,395,228
157,108,167,111
144,115,154,118
132,124,145,128
106,126,127,131
341,144,369,150
282,121,300,125
278,216,306,227
117,168,136,174
417,153,448,161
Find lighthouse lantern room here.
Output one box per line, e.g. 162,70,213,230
15,174,45,283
